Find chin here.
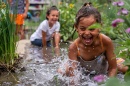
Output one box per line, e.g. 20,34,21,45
84,42,93,46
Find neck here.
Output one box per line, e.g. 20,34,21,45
48,21,53,28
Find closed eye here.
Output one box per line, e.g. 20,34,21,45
80,28,86,31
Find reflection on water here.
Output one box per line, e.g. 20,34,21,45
0,42,125,86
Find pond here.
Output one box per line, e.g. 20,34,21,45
0,30,125,86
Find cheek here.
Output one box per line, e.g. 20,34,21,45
92,29,100,34
79,33,82,36
78,31,84,36
91,31,100,37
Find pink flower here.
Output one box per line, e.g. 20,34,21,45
93,74,105,83
125,28,130,33
112,1,124,6
117,8,129,15
112,18,124,27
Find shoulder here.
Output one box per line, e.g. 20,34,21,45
68,40,77,52
55,21,60,26
37,20,48,30
40,20,48,27
41,20,47,24
56,21,60,24
101,34,113,47
101,34,112,41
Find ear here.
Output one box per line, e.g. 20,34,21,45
46,15,49,19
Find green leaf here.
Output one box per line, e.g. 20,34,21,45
87,23,102,30
123,59,130,66
124,71,130,82
105,77,123,86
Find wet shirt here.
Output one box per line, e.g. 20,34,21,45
10,0,25,14
76,34,108,75
77,53,108,75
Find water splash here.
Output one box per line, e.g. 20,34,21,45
0,43,125,86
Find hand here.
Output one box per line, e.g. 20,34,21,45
42,47,53,63
42,47,49,60
54,46,60,56
23,12,27,19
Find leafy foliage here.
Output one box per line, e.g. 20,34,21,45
58,1,78,41
0,1,18,66
105,77,130,86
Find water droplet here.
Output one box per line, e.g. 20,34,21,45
60,40,63,42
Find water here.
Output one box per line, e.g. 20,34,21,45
0,34,125,86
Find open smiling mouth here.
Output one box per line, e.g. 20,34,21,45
82,36,93,45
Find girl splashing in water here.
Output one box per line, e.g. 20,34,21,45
58,2,128,78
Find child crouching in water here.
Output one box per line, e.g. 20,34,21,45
58,2,128,78
30,6,61,56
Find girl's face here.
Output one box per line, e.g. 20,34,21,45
76,15,100,46
47,10,59,26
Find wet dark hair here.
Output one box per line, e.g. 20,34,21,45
46,6,59,20
74,2,101,27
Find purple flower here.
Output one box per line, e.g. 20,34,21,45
112,2,117,5
125,28,130,33
93,74,105,83
112,1,124,6
117,8,129,15
112,18,124,27
121,8,129,15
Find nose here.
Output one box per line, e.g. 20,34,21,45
84,29,91,35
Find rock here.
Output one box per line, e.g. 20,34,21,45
16,39,30,55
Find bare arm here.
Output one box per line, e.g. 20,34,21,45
23,0,30,18
42,31,47,47
54,32,60,48
42,31,47,58
104,37,117,77
7,0,12,4
67,42,79,76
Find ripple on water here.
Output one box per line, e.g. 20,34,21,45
0,43,125,86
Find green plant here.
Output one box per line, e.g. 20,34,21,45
105,77,130,86
0,1,18,67
58,1,78,41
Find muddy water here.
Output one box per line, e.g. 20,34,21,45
0,42,125,86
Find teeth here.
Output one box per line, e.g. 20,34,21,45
85,37,92,43
85,39,91,42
